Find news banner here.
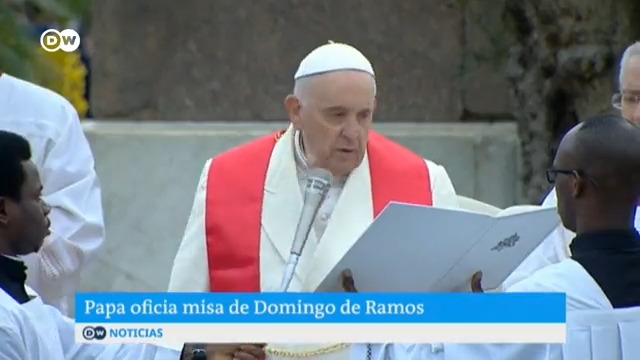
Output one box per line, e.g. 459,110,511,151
75,292,566,346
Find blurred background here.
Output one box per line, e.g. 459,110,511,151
1,0,638,293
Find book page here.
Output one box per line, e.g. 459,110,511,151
431,206,560,292
309,203,496,292
497,204,546,217
456,195,502,216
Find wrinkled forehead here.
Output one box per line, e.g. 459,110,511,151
302,71,376,104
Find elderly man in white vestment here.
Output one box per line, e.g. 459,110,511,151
168,42,463,360
0,130,269,360
353,115,640,360
504,41,640,288
0,72,105,315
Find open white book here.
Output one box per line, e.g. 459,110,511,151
309,200,561,292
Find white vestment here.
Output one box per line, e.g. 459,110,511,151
504,189,640,289
0,287,179,360
561,306,640,359
501,189,572,289
0,74,105,316
168,125,459,360
352,259,617,360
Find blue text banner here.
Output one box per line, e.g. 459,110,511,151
75,292,566,324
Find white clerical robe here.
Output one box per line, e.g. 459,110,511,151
168,125,459,360
352,259,620,360
0,287,179,360
504,189,640,289
500,189,572,289
0,73,105,316
561,306,640,359
353,308,640,360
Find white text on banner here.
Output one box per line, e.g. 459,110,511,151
74,292,567,344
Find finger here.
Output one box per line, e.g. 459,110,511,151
341,269,357,292
343,279,357,292
233,351,261,360
238,345,266,357
206,344,239,354
471,271,484,293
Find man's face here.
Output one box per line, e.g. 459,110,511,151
620,56,640,124
0,161,51,255
285,70,376,177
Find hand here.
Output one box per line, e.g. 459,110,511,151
181,343,266,360
230,344,266,360
341,269,358,292
470,271,484,293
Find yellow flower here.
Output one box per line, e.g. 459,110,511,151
32,46,89,118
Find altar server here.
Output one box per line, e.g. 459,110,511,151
505,41,640,288
352,114,640,360
0,72,104,315
0,130,266,360
167,41,461,360
506,114,640,308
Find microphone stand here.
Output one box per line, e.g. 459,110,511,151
279,254,300,292
278,169,332,292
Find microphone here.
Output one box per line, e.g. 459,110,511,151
279,168,333,292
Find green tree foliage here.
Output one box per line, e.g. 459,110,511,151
0,0,92,81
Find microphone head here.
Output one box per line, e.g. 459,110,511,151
306,168,333,194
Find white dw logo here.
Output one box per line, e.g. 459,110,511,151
40,29,81,52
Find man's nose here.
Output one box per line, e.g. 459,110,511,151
341,116,360,139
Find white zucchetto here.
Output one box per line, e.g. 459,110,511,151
294,41,375,80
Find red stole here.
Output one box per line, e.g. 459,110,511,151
204,130,433,292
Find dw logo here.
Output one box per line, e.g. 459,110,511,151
39,29,81,52
82,326,107,340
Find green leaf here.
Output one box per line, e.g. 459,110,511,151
0,0,91,81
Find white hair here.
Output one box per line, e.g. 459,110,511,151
619,41,640,89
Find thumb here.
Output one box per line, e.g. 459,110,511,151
341,269,357,292
471,271,484,293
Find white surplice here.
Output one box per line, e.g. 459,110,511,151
501,189,572,289
0,74,105,315
0,287,180,360
561,306,640,359
351,258,620,360
368,307,640,360
168,125,459,360
504,188,640,289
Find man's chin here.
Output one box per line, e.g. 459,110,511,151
560,217,577,233
336,153,363,167
29,239,46,255
14,246,40,257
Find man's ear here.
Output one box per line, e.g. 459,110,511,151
284,95,303,130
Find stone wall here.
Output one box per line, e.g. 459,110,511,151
88,0,635,203
90,0,513,122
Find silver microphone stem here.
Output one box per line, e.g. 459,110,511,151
279,254,300,292
277,167,332,293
